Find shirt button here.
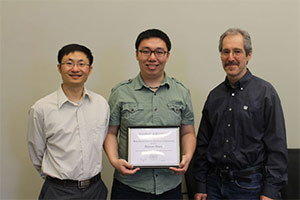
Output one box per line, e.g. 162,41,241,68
240,87,244,90
232,93,235,96
226,166,230,170
154,108,158,111
227,123,231,127
154,93,156,96
131,108,134,112
226,139,229,143
229,108,232,112
223,155,227,158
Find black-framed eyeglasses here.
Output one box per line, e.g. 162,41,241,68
138,49,168,57
60,62,90,69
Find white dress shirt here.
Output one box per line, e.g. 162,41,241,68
27,86,109,180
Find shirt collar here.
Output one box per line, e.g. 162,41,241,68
134,72,170,90
225,69,253,89
57,85,91,108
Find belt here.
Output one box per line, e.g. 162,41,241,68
47,173,101,189
214,166,262,183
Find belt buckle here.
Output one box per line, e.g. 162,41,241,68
219,169,230,178
78,179,90,189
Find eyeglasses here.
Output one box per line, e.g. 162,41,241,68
138,49,168,57
221,49,243,57
60,62,90,69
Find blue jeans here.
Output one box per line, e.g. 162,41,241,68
207,171,262,200
111,179,183,200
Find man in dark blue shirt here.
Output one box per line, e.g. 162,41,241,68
193,28,288,200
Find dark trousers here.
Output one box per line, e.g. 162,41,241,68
207,171,262,200
39,177,107,200
111,179,182,200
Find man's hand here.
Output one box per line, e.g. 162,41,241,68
170,124,196,175
112,158,140,176
104,126,140,176
194,193,207,200
169,154,191,175
260,195,272,200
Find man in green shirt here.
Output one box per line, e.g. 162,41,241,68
104,29,196,199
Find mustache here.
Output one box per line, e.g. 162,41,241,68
225,61,239,67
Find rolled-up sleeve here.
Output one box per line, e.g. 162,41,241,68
181,89,195,125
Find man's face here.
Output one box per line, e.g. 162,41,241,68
221,33,252,81
57,51,92,88
136,37,169,80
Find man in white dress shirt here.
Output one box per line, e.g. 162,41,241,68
27,44,109,199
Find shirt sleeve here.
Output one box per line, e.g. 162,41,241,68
108,88,121,126
193,98,213,194
27,106,46,178
106,103,111,125
181,89,195,125
261,87,288,198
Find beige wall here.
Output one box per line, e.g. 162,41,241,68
1,0,299,199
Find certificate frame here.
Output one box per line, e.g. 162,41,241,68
127,126,181,168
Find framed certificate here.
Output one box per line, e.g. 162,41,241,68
127,126,181,168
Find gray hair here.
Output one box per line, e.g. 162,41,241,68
219,28,252,56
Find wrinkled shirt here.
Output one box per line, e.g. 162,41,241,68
109,73,194,195
193,70,288,199
27,86,109,180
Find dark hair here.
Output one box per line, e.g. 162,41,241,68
57,44,93,65
135,29,171,51
219,28,252,56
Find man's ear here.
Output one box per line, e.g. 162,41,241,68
247,50,252,60
88,65,93,75
135,50,139,61
57,64,61,73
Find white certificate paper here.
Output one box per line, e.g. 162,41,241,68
128,126,180,168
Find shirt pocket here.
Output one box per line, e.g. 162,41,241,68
167,101,185,125
241,103,263,128
121,103,145,125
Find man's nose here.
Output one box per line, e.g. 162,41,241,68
71,64,80,71
148,52,157,60
228,52,236,60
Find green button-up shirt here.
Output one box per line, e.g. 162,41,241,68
108,73,194,195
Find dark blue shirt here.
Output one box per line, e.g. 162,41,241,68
193,70,288,198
